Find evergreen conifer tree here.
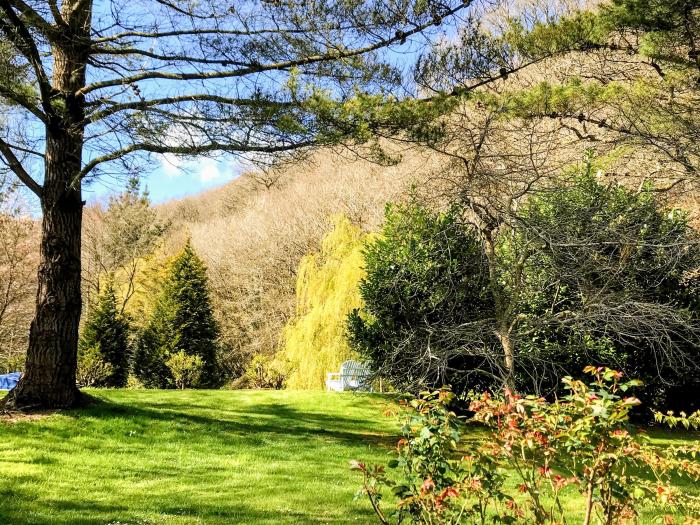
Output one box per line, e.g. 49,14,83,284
133,241,220,388
131,292,178,388
78,281,130,387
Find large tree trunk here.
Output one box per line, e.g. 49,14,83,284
1,1,90,410
3,150,84,409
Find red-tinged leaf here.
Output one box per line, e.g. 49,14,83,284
349,460,366,471
421,477,435,494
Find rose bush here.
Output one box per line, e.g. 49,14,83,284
354,368,700,524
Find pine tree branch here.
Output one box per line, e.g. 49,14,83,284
0,0,55,118
0,84,46,123
78,138,316,180
86,95,295,123
92,26,353,45
8,0,59,36
79,0,475,96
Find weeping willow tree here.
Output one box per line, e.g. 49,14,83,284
282,216,370,389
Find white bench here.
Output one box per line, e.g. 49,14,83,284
326,360,372,392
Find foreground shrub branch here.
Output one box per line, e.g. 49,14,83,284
355,367,700,524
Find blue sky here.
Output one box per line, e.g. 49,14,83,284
82,156,242,205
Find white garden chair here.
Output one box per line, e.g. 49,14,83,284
326,360,372,392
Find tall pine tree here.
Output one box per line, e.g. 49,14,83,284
133,241,220,388
79,281,130,387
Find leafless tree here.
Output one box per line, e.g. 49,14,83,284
0,178,37,373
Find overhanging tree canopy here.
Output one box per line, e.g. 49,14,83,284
0,0,481,409
417,0,700,183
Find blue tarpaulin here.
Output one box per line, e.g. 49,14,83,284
0,372,21,390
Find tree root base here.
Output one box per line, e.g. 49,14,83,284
0,387,87,413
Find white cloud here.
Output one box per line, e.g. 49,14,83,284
197,158,222,182
159,154,223,182
157,150,242,186
161,153,184,177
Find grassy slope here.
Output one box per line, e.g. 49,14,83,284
0,390,397,525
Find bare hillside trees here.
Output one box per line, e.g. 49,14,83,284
82,179,167,316
179,150,435,378
0,181,36,372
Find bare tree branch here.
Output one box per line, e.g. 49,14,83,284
0,135,42,197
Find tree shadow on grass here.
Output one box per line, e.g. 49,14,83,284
0,483,353,525
0,395,395,525
74,395,398,448
0,477,116,525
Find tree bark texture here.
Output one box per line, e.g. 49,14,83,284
2,1,91,409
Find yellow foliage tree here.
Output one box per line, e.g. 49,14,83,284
112,251,174,328
282,215,370,389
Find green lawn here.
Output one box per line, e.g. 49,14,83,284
0,390,398,525
1,390,698,524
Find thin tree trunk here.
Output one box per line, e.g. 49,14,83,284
582,482,594,525
496,328,515,389
1,0,91,410
481,227,517,389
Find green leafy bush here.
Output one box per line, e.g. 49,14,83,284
165,351,204,390
347,199,493,395
355,368,700,524
77,345,114,388
235,354,286,389
348,175,700,410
